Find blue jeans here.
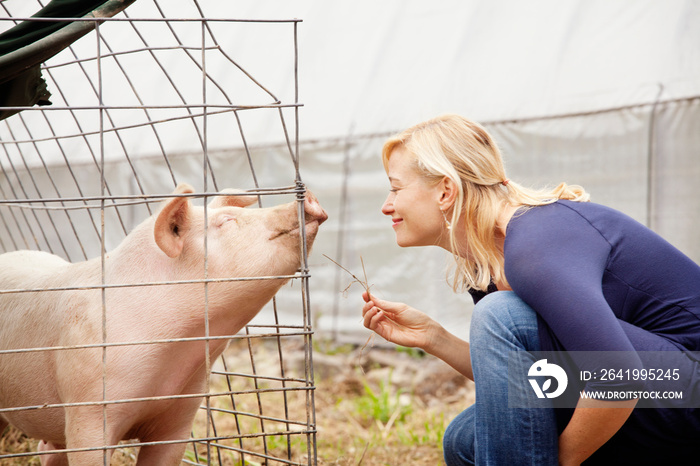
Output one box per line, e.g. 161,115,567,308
443,291,559,465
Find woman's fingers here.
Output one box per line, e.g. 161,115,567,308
361,293,410,342
362,299,377,318
362,304,385,331
360,293,434,350
362,303,375,327
364,294,401,313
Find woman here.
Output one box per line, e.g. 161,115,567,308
361,114,700,465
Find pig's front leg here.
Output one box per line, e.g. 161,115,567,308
37,440,68,466
63,406,117,466
135,440,189,465
134,397,203,465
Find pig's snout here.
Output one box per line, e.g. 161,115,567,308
304,192,327,226
267,192,326,241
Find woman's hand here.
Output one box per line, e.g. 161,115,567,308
361,291,437,350
362,291,475,380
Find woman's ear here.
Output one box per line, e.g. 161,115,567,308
438,176,458,211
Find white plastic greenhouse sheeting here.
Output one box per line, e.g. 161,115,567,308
2,0,699,342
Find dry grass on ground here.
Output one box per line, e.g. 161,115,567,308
311,341,473,466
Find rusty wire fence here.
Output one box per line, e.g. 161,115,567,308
0,1,317,464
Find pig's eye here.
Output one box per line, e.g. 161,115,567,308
216,215,237,227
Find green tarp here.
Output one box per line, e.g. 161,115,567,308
0,0,110,57
0,0,137,120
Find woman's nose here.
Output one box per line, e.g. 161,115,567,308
381,194,394,216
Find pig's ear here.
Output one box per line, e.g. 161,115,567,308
154,184,194,258
208,189,258,208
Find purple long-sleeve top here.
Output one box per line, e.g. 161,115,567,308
478,200,700,463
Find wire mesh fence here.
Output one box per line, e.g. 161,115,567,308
0,1,317,464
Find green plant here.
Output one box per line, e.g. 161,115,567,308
395,412,446,447
313,338,356,356
395,346,426,359
354,373,412,426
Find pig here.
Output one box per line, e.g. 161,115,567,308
0,183,327,465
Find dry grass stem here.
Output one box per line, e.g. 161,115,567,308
323,254,372,295
323,255,376,368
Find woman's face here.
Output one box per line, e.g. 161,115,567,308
382,147,445,248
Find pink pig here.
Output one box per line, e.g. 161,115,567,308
0,184,327,465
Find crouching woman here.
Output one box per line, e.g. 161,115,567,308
361,114,700,465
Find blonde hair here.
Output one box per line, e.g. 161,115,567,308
382,114,589,292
